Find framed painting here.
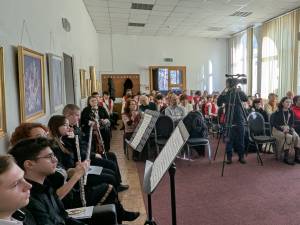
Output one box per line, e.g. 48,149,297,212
18,46,45,122
0,47,6,137
79,69,86,99
47,53,64,113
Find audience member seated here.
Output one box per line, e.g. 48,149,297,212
193,91,202,110
122,99,141,160
179,94,193,114
121,89,133,114
165,94,186,123
271,97,300,165
291,95,300,134
139,95,157,112
155,94,167,114
286,90,294,100
204,95,217,121
0,154,34,225
183,111,208,156
264,93,278,118
250,98,269,122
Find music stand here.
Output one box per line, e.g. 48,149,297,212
127,110,160,154
143,121,190,225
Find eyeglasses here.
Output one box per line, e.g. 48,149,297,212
35,152,57,161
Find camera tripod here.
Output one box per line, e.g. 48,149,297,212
213,86,249,176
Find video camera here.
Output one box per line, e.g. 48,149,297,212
225,74,247,88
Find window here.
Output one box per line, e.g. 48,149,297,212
261,37,278,98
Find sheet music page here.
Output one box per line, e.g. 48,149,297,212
143,160,153,194
87,166,103,176
67,206,94,219
149,121,189,193
130,113,152,149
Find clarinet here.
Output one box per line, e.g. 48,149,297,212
75,133,87,207
84,125,93,185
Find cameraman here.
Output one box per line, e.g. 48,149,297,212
217,78,248,164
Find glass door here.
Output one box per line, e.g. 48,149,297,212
150,66,186,94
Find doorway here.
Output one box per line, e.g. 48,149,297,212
149,66,186,94
63,53,76,104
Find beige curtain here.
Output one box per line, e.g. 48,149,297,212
261,9,299,98
229,28,253,94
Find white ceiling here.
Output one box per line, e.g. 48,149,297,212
83,0,300,38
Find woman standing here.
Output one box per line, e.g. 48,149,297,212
272,97,300,165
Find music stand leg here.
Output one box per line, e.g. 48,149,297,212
221,144,227,177
169,163,177,225
144,194,157,225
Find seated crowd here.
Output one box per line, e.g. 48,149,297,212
2,88,300,224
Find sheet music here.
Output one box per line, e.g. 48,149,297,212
67,206,94,219
130,113,152,149
145,121,189,193
87,166,103,176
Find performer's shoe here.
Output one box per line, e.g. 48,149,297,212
122,211,140,221
118,184,129,192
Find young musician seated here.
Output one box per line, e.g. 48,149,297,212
10,123,119,192
63,104,129,192
9,138,140,224
0,155,33,225
81,96,111,152
101,91,119,130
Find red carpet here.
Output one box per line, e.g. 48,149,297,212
136,139,300,225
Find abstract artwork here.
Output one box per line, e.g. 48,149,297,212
18,46,45,122
47,54,64,113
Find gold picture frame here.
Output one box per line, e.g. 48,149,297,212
79,69,86,98
0,47,6,137
18,46,46,122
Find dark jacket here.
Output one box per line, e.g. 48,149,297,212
183,111,208,138
271,108,295,132
26,179,85,225
80,106,109,135
217,89,248,126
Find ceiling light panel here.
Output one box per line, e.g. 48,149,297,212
131,3,154,10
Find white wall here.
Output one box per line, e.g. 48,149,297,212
98,34,228,94
0,0,100,153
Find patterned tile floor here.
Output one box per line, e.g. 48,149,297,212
110,127,147,225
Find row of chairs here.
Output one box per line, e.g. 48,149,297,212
124,113,212,162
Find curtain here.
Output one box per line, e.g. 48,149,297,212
229,27,253,94
261,9,299,98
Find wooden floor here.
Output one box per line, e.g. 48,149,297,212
110,127,147,225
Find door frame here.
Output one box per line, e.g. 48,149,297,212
149,66,186,92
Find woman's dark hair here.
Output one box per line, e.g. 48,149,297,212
87,95,97,107
123,99,137,116
179,94,188,101
278,96,291,109
293,95,300,105
9,137,54,170
48,115,67,138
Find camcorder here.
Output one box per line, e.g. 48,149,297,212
225,74,247,88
